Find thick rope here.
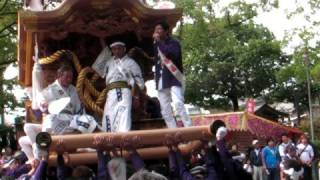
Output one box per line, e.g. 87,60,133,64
37,48,151,119
76,67,104,116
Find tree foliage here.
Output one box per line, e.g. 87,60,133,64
0,0,23,122
173,0,286,111
274,0,320,113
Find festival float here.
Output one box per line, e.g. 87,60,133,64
17,0,302,165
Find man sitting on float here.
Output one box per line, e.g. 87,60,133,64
93,41,144,132
19,64,98,162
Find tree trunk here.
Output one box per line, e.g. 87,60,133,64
229,95,239,111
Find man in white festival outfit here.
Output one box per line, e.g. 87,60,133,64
19,64,83,161
95,41,144,132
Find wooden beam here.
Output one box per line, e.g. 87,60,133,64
49,126,213,152
48,141,203,166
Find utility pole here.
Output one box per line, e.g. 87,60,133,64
0,68,4,125
304,45,314,142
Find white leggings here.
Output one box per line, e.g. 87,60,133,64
158,86,192,128
18,123,42,160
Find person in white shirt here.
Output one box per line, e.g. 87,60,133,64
93,41,144,132
297,135,314,180
19,64,83,161
279,133,294,161
279,133,295,179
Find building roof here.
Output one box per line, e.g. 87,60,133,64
191,111,301,138
254,104,289,122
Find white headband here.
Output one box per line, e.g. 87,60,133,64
110,41,126,48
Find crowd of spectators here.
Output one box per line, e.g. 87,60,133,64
0,127,318,180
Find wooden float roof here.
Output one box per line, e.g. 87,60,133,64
18,0,182,86
191,111,302,137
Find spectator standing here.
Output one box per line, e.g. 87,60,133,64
279,133,294,161
297,135,314,180
281,145,303,180
250,139,264,180
262,138,281,180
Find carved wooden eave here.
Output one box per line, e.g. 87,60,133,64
18,0,182,86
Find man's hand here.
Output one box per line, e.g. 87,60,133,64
93,135,105,150
164,133,180,151
153,33,160,42
56,138,66,155
121,135,141,154
28,159,40,176
40,101,48,110
31,159,40,170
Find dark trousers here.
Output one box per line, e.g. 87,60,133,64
303,164,312,180
266,168,280,180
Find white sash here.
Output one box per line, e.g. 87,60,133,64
158,48,186,90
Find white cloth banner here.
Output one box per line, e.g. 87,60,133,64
31,63,43,109
92,46,112,78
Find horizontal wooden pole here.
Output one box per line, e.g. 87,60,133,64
48,141,203,166
49,125,213,152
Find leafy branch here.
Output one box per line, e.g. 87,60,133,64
0,0,9,13
0,22,16,35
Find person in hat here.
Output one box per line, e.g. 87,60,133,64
152,21,192,128
215,126,242,180
93,41,144,132
249,139,264,180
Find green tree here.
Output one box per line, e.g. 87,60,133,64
173,0,286,111
274,42,320,108
0,0,23,123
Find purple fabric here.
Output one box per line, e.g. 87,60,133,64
57,154,67,180
32,109,43,120
5,164,31,178
168,150,179,176
97,150,110,180
57,151,111,180
33,160,47,180
216,139,237,180
204,149,219,180
174,150,195,180
174,150,218,180
129,151,145,171
154,37,183,89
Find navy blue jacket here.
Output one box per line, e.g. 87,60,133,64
154,37,183,89
249,148,263,166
